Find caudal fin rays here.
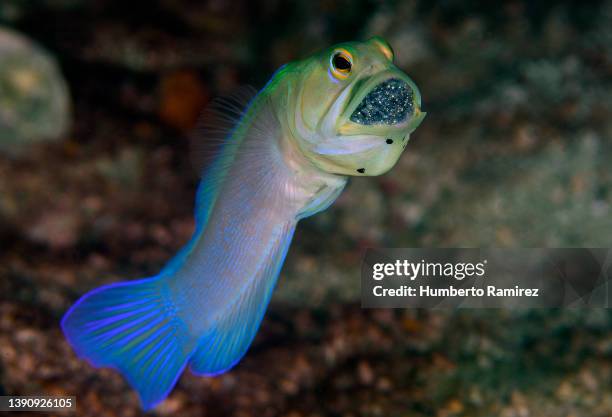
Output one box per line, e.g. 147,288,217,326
61,277,196,410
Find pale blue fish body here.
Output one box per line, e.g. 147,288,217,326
166,86,346,373
61,37,424,410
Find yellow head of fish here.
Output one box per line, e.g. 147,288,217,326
273,36,425,176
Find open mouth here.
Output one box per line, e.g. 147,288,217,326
350,78,414,126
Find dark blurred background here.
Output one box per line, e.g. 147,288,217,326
0,1,611,416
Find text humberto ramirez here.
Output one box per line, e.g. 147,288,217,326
371,260,540,298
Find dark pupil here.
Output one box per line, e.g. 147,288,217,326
333,54,351,71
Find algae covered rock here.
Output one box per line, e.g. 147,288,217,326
0,27,70,152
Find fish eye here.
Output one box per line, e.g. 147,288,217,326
330,49,352,79
333,53,351,71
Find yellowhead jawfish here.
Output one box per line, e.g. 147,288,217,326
62,37,425,409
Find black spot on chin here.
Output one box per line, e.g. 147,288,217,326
357,168,366,173
386,138,394,144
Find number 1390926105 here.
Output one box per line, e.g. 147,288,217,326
1,396,76,411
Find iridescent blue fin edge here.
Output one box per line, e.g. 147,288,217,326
61,277,194,410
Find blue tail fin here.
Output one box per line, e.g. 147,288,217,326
61,277,194,410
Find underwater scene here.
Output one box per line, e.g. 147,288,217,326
0,1,611,416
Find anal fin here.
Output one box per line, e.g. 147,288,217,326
189,225,295,375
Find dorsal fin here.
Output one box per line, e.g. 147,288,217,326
159,87,260,277
190,86,258,177
161,86,282,276
189,86,258,230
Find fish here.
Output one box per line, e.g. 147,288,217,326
61,37,425,410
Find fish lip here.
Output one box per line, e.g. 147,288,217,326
339,70,421,133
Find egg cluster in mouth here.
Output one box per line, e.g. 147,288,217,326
350,78,413,125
